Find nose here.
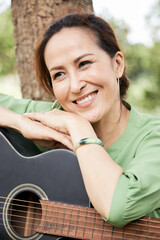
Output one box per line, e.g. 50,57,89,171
69,72,87,93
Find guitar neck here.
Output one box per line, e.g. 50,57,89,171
37,200,160,239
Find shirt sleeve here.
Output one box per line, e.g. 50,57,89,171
0,93,53,113
107,126,160,227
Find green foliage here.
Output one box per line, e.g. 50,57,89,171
141,0,160,110
0,8,16,76
100,2,160,113
142,42,160,109
0,3,159,112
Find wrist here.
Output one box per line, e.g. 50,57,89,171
8,113,24,134
0,106,22,133
67,117,97,145
73,137,104,153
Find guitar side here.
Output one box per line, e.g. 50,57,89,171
0,129,89,240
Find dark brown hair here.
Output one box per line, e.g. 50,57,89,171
35,13,129,100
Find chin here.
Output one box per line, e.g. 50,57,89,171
83,114,102,124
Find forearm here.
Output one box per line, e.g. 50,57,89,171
0,93,53,114
68,119,123,219
75,140,123,219
0,105,23,132
23,109,124,217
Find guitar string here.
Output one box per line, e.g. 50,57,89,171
1,202,160,238
0,197,160,238
1,210,159,235
0,210,159,239
0,200,160,234
1,209,159,232
2,223,159,240
0,197,159,226
0,216,159,240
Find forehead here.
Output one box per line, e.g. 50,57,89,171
44,27,98,60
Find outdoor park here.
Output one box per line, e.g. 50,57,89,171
0,1,160,239
0,0,160,115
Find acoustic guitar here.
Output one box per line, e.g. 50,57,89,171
0,128,159,239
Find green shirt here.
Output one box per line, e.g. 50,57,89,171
107,104,160,226
1,93,160,227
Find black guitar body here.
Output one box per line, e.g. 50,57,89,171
0,128,89,240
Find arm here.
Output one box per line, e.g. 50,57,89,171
24,109,160,226
0,105,72,150
108,125,160,226
0,93,53,114
24,109,123,220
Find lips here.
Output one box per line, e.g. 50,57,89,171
73,91,98,105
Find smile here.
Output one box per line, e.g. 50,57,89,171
74,91,98,105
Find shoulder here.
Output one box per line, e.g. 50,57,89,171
130,104,160,132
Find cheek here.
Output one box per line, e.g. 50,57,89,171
90,64,115,84
52,83,68,103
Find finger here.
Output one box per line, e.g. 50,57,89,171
33,123,73,150
47,129,73,150
22,117,73,149
24,112,69,135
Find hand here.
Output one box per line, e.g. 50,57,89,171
18,115,73,150
23,109,97,146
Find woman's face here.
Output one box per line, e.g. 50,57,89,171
44,27,124,123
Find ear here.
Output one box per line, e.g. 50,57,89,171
114,51,125,78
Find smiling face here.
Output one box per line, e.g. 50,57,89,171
44,27,124,123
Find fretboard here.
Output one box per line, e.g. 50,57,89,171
37,200,160,239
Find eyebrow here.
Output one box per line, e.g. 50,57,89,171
49,53,94,72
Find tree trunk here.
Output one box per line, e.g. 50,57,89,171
11,0,93,101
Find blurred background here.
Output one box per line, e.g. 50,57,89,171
0,0,160,115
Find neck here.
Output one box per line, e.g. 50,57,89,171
37,200,160,239
92,102,130,149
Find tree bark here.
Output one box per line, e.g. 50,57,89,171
11,0,93,101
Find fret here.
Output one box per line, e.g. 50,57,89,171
148,218,160,239
48,201,55,235
123,222,135,240
121,220,148,240
42,200,48,234
100,218,105,240
67,207,72,237
76,206,91,239
147,216,151,239
54,202,69,237
60,202,66,236
111,226,124,240
74,206,80,238
92,212,104,239
111,226,114,239
63,203,77,237
123,226,126,240
101,219,113,239
66,203,79,238
48,200,54,235
83,207,88,239
83,207,96,239
52,201,60,236
91,209,96,239
73,204,87,239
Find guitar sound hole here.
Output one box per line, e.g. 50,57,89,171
9,191,42,237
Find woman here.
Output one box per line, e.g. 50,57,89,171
1,13,160,227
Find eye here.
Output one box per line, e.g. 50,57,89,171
79,60,92,68
53,72,65,80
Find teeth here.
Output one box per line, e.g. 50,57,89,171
76,93,97,104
